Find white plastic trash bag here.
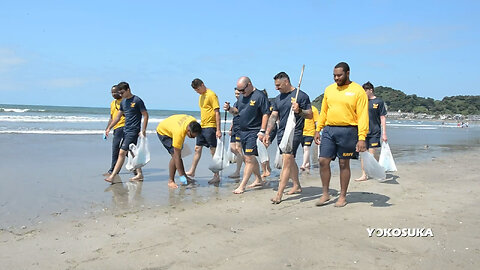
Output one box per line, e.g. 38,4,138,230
274,147,282,169
379,142,397,172
359,151,386,180
257,138,269,163
181,143,192,158
125,135,150,171
279,109,296,152
208,138,230,173
228,149,237,164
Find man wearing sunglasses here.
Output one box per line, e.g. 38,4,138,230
224,77,270,194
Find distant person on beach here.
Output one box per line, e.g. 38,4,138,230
264,72,313,204
156,114,202,188
105,82,149,183
104,85,126,176
356,81,387,181
224,76,270,194
314,62,368,207
228,89,244,179
300,105,320,172
186,78,222,185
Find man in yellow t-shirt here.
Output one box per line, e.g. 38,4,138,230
186,78,222,185
300,105,319,171
314,62,368,207
157,114,202,189
104,85,126,175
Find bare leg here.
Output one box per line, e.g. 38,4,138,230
186,145,202,177
105,149,128,183
315,157,332,206
261,161,271,177
229,143,241,178
286,157,302,195
130,167,143,181
301,146,311,170
166,157,178,189
271,154,297,203
355,157,368,181
208,147,221,184
233,155,261,194
336,159,350,207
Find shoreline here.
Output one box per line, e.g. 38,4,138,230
1,148,479,269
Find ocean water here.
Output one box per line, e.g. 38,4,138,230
1,104,479,229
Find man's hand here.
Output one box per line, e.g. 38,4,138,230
292,102,301,114
356,140,367,152
262,134,270,147
216,130,222,139
382,133,388,142
314,131,321,145
139,130,146,137
105,128,111,138
223,102,231,112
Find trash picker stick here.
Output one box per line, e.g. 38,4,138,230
220,110,228,179
294,64,305,101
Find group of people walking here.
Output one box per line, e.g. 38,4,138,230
103,62,388,207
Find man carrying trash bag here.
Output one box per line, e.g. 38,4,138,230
224,76,270,194
156,114,202,189
314,62,368,207
264,71,313,204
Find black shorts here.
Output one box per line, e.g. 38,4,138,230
319,126,358,160
120,132,139,151
302,135,314,147
230,128,241,143
277,131,302,158
240,130,258,156
157,133,174,155
366,134,381,149
196,127,217,148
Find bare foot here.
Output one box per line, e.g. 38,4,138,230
208,176,220,185
334,197,348,207
286,188,302,195
355,175,368,182
228,173,240,178
300,166,305,171
233,187,244,194
315,195,331,206
168,181,178,189
103,172,112,177
270,194,282,204
247,181,265,188
185,171,195,178
130,175,144,182
104,175,114,183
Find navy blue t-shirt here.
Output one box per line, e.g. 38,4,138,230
368,97,387,136
232,101,240,133
235,90,270,131
272,89,311,140
120,95,147,134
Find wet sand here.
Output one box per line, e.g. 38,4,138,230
1,143,479,269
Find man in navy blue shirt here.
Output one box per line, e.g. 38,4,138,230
105,82,149,183
224,76,270,194
264,72,312,204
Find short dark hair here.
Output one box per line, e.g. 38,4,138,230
334,62,350,72
362,81,374,91
273,72,290,82
188,121,202,134
191,78,204,89
117,81,130,91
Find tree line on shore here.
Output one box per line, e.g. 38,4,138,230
311,86,480,116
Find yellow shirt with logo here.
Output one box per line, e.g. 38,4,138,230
303,105,319,136
317,82,369,140
110,99,125,130
199,89,220,128
156,114,197,149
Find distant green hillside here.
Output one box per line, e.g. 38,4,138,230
311,86,480,115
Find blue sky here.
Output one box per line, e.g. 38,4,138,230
1,0,479,110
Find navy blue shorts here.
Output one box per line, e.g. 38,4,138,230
319,126,358,160
120,132,139,151
240,130,258,156
366,134,381,149
157,133,174,155
269,126,277,144
196,127,217,148
302,135,314,147
230,128,241,143
277,131,302,158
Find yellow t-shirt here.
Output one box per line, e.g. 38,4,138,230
156,114,197,149
110,99,125,129
199,89,220,128
303,105,319,136
317,82,369,140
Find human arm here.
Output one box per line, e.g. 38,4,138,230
105,111,123,137
224,102,239,115
140,110,149,137
263,111,279,145
356,91,369,152
380,115,387,142
215,108,221,138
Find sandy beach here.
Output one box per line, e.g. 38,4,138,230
1,146,479,269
